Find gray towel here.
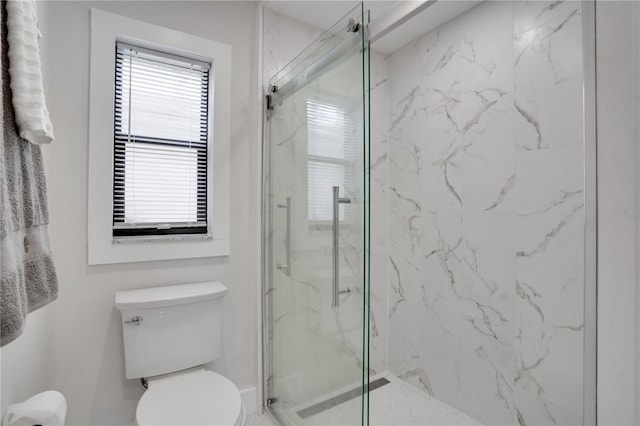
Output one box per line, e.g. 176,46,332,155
1,0,58,347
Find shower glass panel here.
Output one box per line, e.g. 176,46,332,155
263,4,370,425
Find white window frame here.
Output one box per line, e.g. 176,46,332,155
88,9,231,265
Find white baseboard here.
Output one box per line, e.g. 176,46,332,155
240,387,258,415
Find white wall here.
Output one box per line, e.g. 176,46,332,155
596,2,640,425
36,2,260,425
0,307,53,417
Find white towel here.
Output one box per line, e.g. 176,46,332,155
6,0,54,145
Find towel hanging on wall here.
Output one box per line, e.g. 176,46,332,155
5,0,54,145
1,0,58,347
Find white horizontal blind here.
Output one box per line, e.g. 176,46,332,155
113,42,210,237
307,97,357,222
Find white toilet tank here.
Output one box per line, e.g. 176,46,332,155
115,282,228,379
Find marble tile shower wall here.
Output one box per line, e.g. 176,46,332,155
368,51,391,376
386,1,585,425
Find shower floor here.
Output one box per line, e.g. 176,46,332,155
267,373,482,426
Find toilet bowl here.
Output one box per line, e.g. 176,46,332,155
136,369,244,426
115,282,244,426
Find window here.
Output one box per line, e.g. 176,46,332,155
307,97,357,223
113,42,210,238
89,9,231,265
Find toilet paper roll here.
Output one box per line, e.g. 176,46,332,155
2,391,67,426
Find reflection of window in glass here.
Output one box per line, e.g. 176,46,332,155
306,97,357,222
112,42,210,238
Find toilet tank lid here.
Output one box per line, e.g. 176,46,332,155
115,282,228,310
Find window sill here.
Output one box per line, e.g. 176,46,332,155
89,237,229,265
112,234,213,244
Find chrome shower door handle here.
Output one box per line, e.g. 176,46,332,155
277,197,292,276
332,186,351,307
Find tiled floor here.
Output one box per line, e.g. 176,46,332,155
261,373,482,426
307,374,482,425
245,412,278,426
370,375,481,425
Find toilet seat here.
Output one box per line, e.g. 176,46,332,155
136,369,244,426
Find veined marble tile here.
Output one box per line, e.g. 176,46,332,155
461,94,515,214
262,9,280,86
514,144,585,425
514,0,583,151
386,1,585,425
388,2,518,425
369,51,391,376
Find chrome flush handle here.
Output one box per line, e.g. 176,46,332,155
124,316,143,325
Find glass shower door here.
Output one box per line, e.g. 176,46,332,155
263,4,369,425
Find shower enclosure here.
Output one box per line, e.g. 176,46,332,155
262,4,371,425
262,1,596,425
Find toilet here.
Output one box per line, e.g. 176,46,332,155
115,282,245,426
